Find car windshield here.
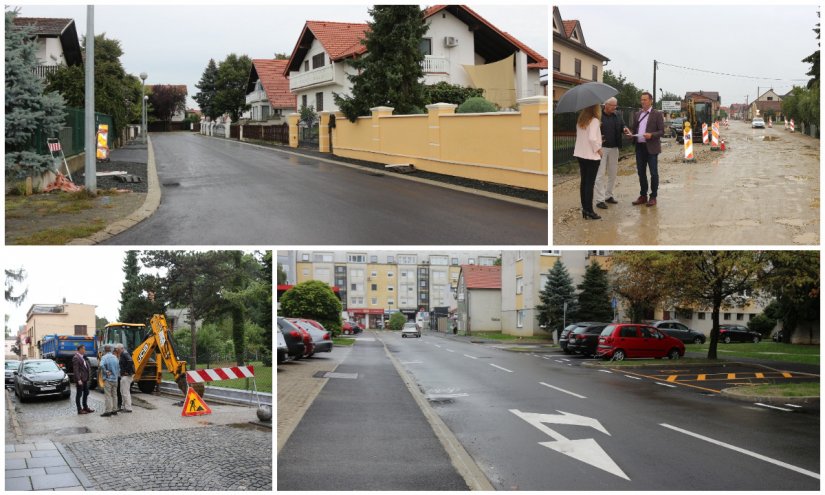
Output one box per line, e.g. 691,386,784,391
5,361,19,370
22,361,60,374
403,322,416,328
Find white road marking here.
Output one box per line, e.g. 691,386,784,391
463,354,478,360
655,382,677,388
660,423,820,480
623,375,642,380
561,358,571,362
555,360,565,364
489,364,513,373
598,370,613,374
755,402,794,412
444,348,456,353
539,382,587,399
541,356,551,360
401,361,423,365
511,409,629,480
434,344,442,348
785,403,802,408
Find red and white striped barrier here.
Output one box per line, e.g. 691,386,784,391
701,123,708,144
48,141,62,153
790,119,795,133
711,121,720,150
186,365,255,383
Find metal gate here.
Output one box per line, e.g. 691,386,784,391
299,122,319,148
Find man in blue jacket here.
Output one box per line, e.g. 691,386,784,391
100,344,120,417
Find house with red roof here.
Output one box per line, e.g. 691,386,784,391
552,6,609,103
12,17,82,79
245,59,296,123
284,5,548,113
455,264,501,335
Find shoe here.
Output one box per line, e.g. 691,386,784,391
111,411,118,415
84,408,95,413
78,410,89,415
101,412,112,417
122,409,133,413
606,197,618,204
632,195,648,205
596,201,608,209
647,197,657,207
583,210,601,220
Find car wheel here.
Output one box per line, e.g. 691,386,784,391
752,336,760,343
667,348,681,360
693,337,704,344
402,334,406,338
723,336,732,344
612,349,626,361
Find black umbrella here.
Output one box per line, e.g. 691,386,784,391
554,82,618,114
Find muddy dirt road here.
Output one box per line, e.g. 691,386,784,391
553,120,819,245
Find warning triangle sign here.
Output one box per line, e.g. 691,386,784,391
181,387,212,417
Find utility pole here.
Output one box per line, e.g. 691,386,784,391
652,59,657,106
84,6,96,194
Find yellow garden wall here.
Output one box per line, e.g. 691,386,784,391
316,96,548,192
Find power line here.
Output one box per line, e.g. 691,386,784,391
657,61,808,82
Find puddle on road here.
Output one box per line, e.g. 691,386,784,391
53,426,91,435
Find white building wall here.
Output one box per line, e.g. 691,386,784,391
469,290,502,332
424,11,475,87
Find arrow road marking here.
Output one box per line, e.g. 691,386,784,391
510,409,629,481
660,423,819,480
539,382,587,399
755,402,794,412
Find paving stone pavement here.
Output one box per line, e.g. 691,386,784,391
5,440,95,490
62,425,272,490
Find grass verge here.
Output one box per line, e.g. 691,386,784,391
685,342,819,365
13,220,107,244
333,338,356,346
730,382,819,397
470,332,554,344
162,361,272,394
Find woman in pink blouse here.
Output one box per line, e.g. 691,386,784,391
573,104,604,220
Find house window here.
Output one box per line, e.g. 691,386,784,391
574,59,581,78
767,96,773,101
516,277,524,295
430,255,448,266
371,298,377,305
736,313,744,321
451,258,458,265
419,38,432,56
371,284,378,291
316,92,324,112
370,255,378,263
313,253,333,262
304,60,309,71
347,254,366,263
592,65,598,81
301,253,310,261
387,271,394,278
388,256,395,264
553,51,560,72
517,310,524,328
312,53,325,69
388,287,394,292
541,250,561,256
479,257,496,266
723,313,731,320
261,106,270,120
468,258,475,265
74,325,87,336
398,255,417,265
302,95,308,108
698,312,705,320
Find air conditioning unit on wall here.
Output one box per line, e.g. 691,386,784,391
444,36,459,47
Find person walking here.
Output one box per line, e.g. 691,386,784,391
595,97,627,209
115,344,135,413
625,91,665,206
573,104,603,219
71,345,94,415
99,344,120,417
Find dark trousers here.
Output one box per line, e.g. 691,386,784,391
117,376,122,409
578,157,600,212
75,380,89,412
635,144,659,198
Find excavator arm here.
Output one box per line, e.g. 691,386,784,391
132,314,189,395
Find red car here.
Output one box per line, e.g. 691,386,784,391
341,321,363,335
596,323,685,361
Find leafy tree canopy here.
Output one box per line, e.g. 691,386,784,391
279,280,343,335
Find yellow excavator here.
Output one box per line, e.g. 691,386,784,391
96,314,189,395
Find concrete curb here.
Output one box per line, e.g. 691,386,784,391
198,133,547,210
377,331,495,491
5,389,24,442
68,136,161,245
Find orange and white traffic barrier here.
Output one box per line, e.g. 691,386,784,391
768,117,772,128
790,119,795,132
701,123,709,144
710,122,719,150
683,123,695,162
784,118,789,130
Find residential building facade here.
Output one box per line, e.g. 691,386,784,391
245,59,296,123
456,265,502,334
12,17,82,79
291,250,499,328
285,5,547,112
21,303,96,359
552,6,609,102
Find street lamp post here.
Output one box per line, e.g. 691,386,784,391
140,72,147,143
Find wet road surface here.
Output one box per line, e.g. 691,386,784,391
553,120,819,245
105,133,548,245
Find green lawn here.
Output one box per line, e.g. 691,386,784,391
332,338,356,346
471,332,555,343
685,342,819,365
161,361,272,394
741,382,819,397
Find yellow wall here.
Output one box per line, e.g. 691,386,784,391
326,97,548,192
367,264,396,309
515,259,524,309
296,262,312,284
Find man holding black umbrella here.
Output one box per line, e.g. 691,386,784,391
625,91,665,207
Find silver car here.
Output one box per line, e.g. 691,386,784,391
401,321,421,338
291,319,333,355
752,118,765,128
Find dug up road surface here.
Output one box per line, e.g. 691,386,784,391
553,120,819,245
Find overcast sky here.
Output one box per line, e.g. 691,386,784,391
12,3,549,109
555,3,819,106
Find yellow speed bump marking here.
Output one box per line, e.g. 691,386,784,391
666,375,678,382
727,373,736,380
782,372,793,378
697,374,706,381
755,372,765,379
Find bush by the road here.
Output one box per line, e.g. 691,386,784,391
388,312,407,330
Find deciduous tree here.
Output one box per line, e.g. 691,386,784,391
610,251,673,323
212,54,252,121
147,85,187,126
279,280,342,335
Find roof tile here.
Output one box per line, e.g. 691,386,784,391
251,59,293,108
461,265,501,289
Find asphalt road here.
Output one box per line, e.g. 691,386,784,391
104,133,547,245
375,331,819,491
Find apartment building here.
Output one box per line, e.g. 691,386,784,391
21,302,96,359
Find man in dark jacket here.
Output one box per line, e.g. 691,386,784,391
71,345,94,415
625,91,665,207
115,344,135,413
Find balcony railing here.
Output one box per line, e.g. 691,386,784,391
289,64,334,91
246,89,267,105
32,64,60,79
421,56,448,74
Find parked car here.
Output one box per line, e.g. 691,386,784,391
751,118,765,128
14,359,71,402
560,322,605,354
277,331,288,364
597,324,685,361
401,321,421,338
718,324,761,343
669,117,686,138
651,320,706,344
5,360,19,386
290,319,333,355
278,317,306,361
342,321,363,335
565,324,608,356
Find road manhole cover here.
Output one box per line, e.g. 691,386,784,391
53,426,91,435
162,182,181,187
313,371,358,379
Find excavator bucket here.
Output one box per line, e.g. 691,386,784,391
175,374,189,396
